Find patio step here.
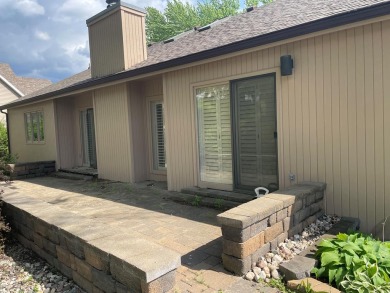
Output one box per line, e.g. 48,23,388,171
52,171,94,181
168,193,244,211
181,187,254,203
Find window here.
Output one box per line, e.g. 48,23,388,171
25,111,44,143
151,102,166,170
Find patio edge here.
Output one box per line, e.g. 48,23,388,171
2,192,181,293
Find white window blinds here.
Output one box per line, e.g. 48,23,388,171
151,102,166,170
196,84,232,185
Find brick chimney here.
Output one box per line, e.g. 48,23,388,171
86,1,147,78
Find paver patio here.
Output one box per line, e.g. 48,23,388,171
1,177,277,292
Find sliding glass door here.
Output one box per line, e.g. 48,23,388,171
195,74,278,192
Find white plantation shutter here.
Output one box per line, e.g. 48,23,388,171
151,102,166,170
197,84,232,185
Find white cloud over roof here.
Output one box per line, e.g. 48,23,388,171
0,0,167,82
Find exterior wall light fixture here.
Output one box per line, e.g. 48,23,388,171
280,55,294,76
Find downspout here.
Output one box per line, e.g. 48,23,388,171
1,109,11,155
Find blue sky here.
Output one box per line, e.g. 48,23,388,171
0,0,168,82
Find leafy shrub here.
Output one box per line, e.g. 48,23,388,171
0,122,17,179
312,232,390,292
0,122,8,158
0,123,12,250
340,271,390,293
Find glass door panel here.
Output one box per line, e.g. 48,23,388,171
196,84,232,187
232,74,278,191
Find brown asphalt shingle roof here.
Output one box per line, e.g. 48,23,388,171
2,0,389,108
0,63,52,96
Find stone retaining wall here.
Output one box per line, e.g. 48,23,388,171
217,182,326,275
3,194,180,293
8,161,56,180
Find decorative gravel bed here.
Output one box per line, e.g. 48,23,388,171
0,239,84,293
245,215,341,282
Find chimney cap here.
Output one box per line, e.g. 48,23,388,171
86,1,146,25
106,0,117,7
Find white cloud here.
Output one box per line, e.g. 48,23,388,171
13,0,45,16
0,0,169,82
35,30,50,41
52,0,105,23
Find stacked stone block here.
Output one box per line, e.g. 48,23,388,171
2,194,180,293
8,161,56,180
217,182,326,275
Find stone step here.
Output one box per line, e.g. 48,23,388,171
52,171,94,181
181,187,254,203
58,168,98,176
168,193,241,211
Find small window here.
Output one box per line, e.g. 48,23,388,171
25,111,44,143
151,102,166,170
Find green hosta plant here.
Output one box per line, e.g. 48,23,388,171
312,232,390,290
340,271,390,293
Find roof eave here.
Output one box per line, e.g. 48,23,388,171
2,1,390,110
0,74,24,97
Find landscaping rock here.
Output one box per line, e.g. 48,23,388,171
271,269,279,279
0,240,84,293
252,266,262,276
242,215,341,283
245,271,255,281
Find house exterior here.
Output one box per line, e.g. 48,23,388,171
0,63,51,123
1,0,389,235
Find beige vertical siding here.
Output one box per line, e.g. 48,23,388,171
8,100,57,163
55,98,76,168
128,81,148,182
0,81,19,123
88,6,146,78
88,10,125,78
55,93,93,168
164,18,390,233
142,77,163,97
121,9,147,70
93,84,133,182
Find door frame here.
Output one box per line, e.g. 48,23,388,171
79,108,97,168
191,67,283,192
230,73,278,192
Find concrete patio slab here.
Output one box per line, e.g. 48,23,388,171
1,177,245,292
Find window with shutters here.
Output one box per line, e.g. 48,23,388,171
151,101,166,170
25,111,44,144
196,84,232,185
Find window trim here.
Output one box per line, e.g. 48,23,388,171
146,96,167,175
24,110,45,144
